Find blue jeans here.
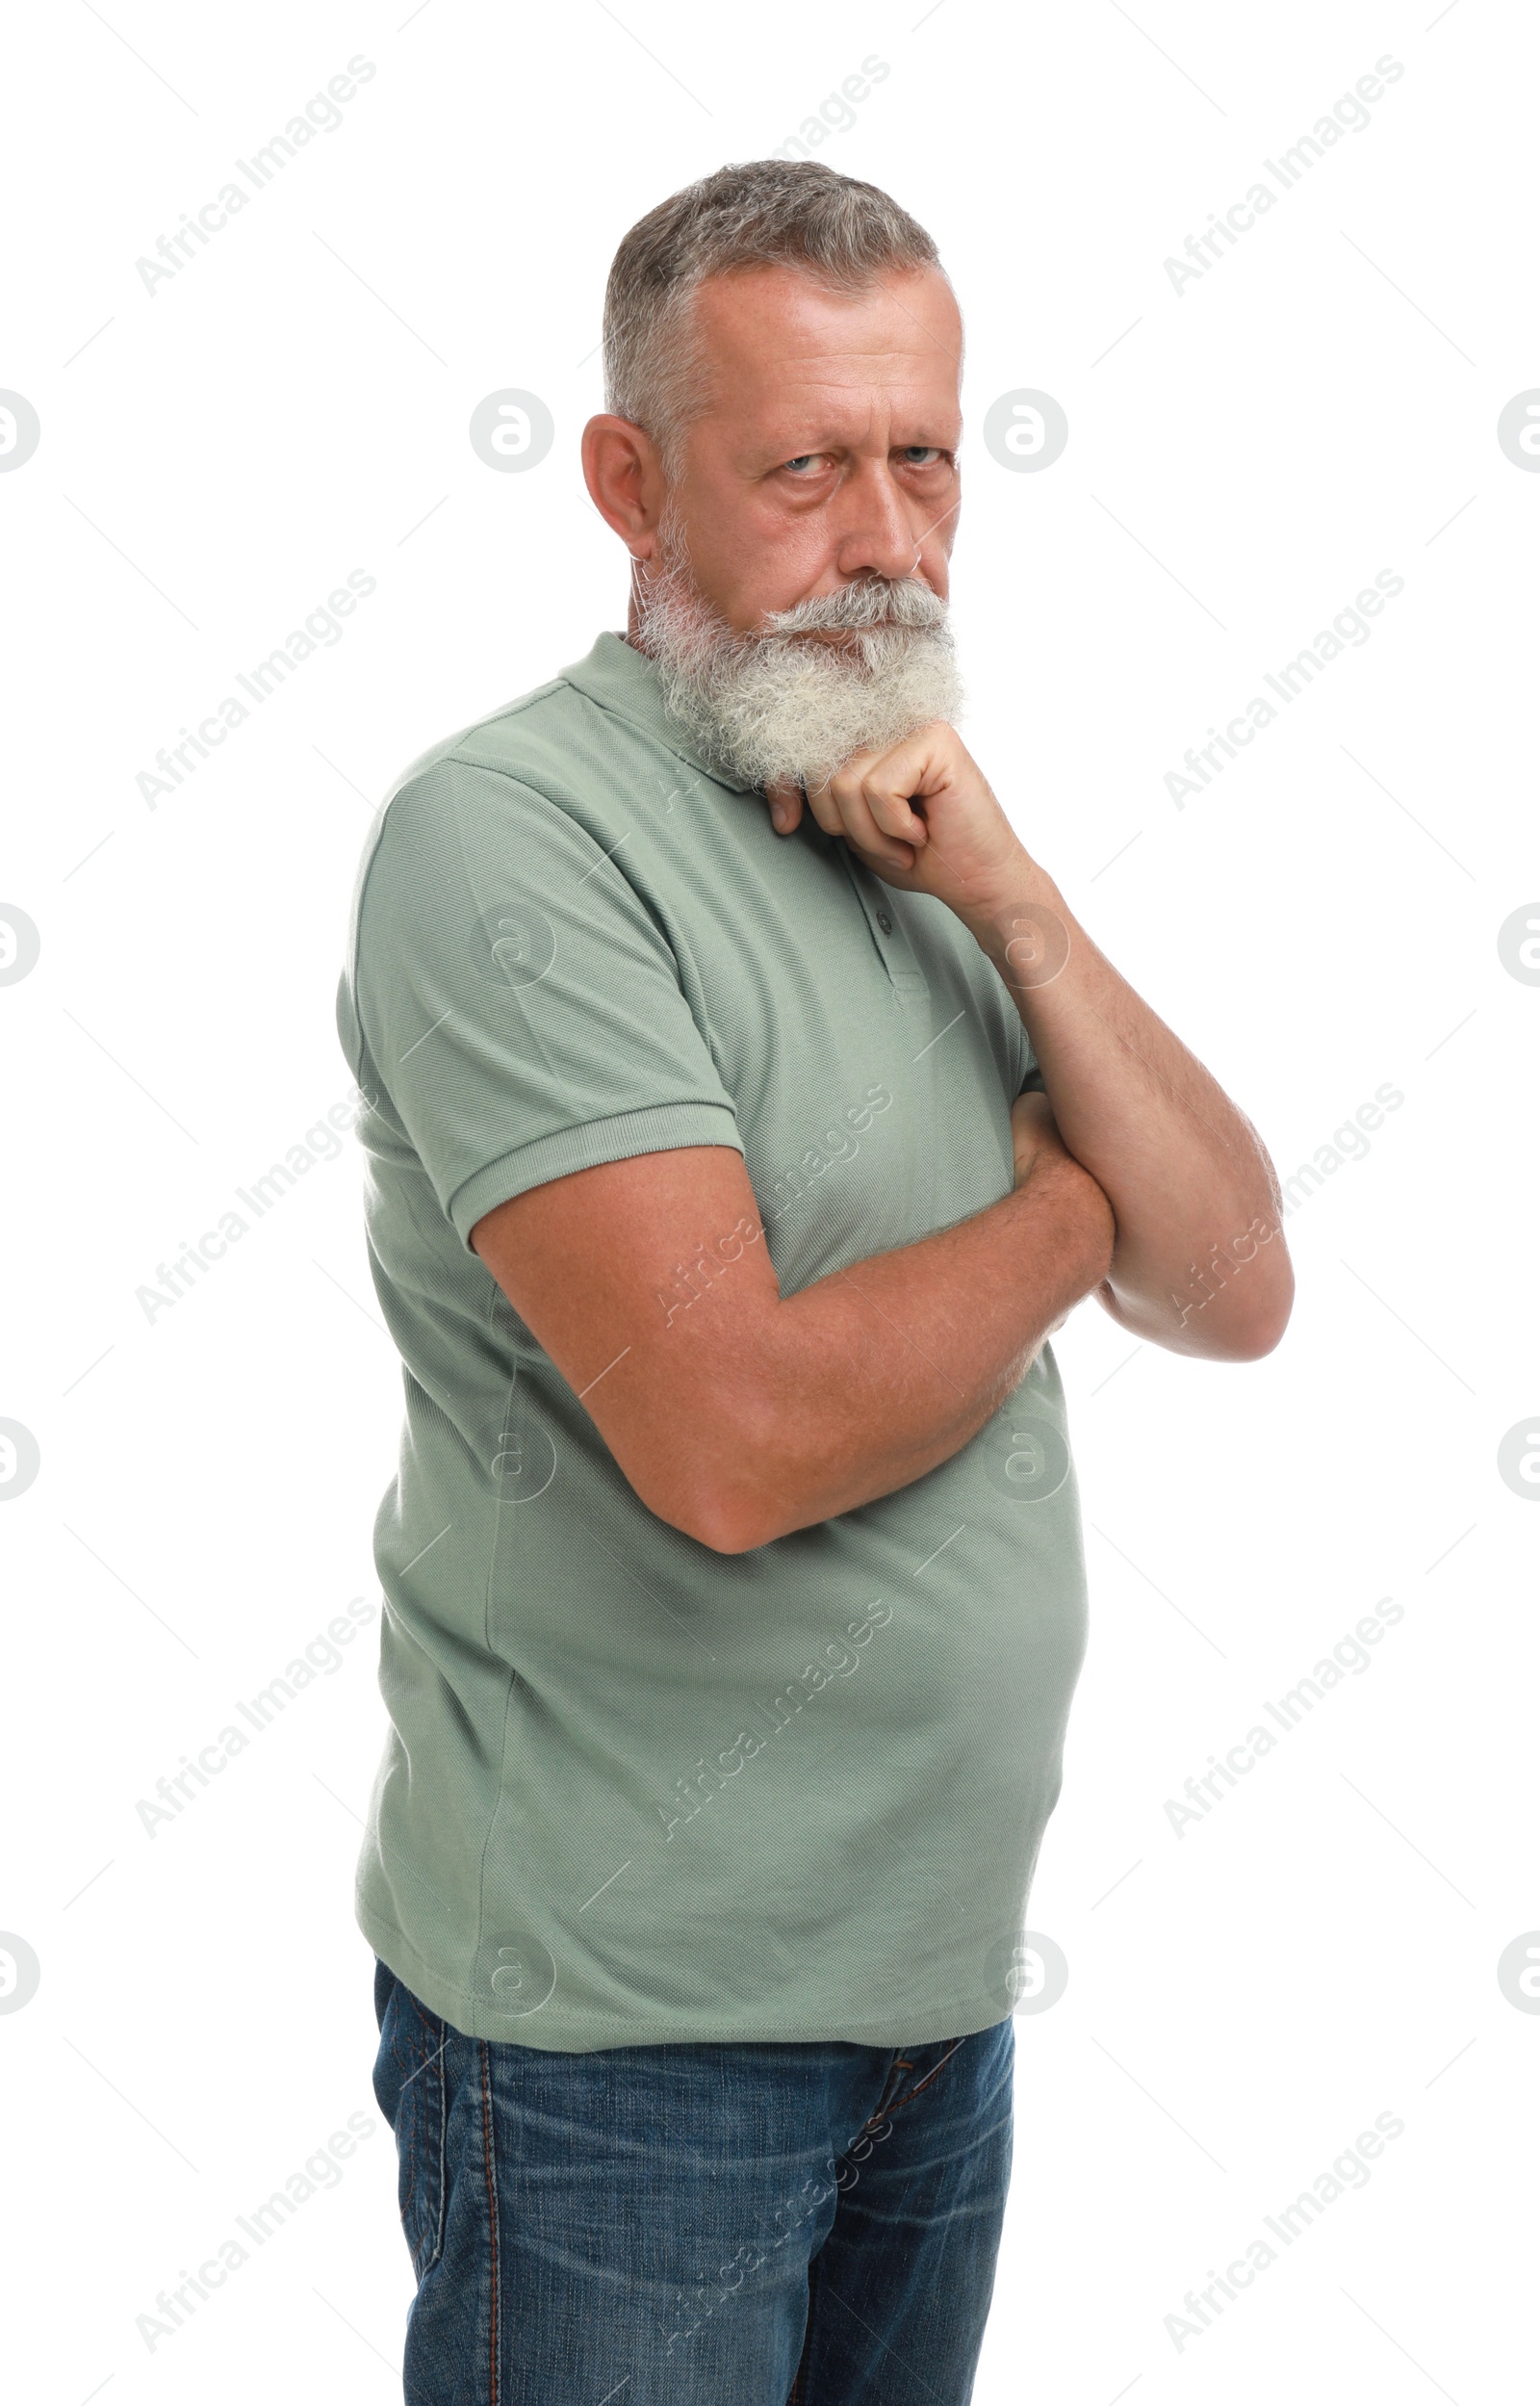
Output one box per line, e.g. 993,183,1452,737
372,1958,1014,2403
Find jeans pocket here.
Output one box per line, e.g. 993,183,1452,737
373,1965,448,2282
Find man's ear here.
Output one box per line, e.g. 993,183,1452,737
581,414,667,557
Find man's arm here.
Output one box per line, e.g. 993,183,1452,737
766,730,1295,1362
471,1099,1114,1556
962,867,1291,1358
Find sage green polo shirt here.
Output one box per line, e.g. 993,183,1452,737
336,630,1088,2049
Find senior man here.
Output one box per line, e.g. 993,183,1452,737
340,159,1292,2404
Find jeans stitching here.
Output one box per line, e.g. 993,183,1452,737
885,2034,965,2114
478,2040,500,2405
398,2009,450,2279
429,2028,447,2275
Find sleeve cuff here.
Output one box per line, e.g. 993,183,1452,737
449,1100,744,1249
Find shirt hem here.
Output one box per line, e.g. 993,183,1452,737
358,1901,1013,2054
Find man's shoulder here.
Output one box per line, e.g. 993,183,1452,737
384,666,587,813
344,656,648,976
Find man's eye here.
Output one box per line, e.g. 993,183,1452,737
902,447,944,466
783,454,821,474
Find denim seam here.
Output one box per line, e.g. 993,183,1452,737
478,2040,500,2404
428,2030,448,2275
886,2035,965,2114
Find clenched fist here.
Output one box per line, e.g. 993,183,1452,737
765,722,1028,930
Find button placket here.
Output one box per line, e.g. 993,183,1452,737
837,845,930,1005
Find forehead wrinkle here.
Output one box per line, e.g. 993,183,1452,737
725,370,960,451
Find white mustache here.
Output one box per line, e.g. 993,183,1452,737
638,507,964,790
763,581,947,637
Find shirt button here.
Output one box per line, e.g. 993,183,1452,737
876,910,893,935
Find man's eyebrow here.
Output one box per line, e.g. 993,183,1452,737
742,423,962,461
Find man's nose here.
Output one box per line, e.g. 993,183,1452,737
832,463,925,585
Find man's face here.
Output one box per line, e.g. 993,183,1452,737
622,262,967,791
661,262,963,633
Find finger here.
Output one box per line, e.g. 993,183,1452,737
802,773,850,840
823,754,921,869
859,721,957,807
851,764,928,849
763,776,804,836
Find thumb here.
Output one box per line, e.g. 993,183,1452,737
763,776,804,835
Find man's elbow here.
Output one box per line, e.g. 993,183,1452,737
1212,1261,1296,1361
629,1410,779,1556
654,1486,770,1556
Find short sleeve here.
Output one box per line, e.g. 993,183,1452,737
347,760,743,1247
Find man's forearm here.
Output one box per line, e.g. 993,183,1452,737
956,855,1294,1360
711,1151,1114,1551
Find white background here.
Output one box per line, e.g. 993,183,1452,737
2,1,1535,2399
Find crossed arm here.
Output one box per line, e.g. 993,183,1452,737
472,1100,1114,1557
472,724,1292,1556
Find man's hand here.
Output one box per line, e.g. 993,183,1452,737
471,1135,1116,1556
1009,1091,1116,1349
1010,1089,1067,1190
765,723,1027,924
771,729,1294,1363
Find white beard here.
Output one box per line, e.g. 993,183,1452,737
634,502,964,792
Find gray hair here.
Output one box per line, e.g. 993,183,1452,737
602,159,948,473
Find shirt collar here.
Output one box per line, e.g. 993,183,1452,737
556,630,758,795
